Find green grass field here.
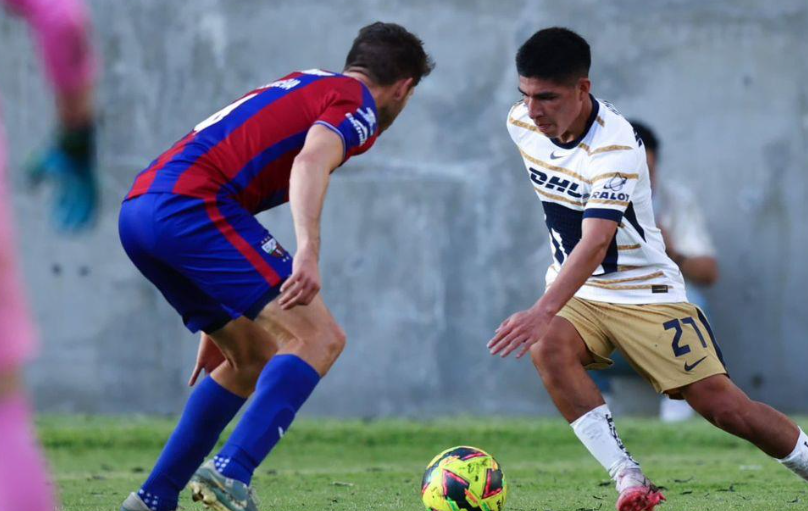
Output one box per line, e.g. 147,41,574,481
41,416,807,511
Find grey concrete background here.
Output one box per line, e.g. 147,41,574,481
1,0,806,416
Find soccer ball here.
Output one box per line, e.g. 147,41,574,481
421,446,507,511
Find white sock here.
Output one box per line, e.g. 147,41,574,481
778,428,808,481
571,404,641,480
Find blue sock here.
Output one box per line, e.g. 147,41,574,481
138,377,246,511
214,354,320,486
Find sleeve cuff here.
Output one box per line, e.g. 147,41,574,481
583,208,624,222
313,121,347,161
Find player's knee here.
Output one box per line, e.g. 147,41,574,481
530,335,571,372
529,339,547,369
320,323,347,361
292,322,346,366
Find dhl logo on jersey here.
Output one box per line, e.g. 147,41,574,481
528,167,589,201
529,167,632,205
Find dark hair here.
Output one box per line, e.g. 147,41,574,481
344,22,435,86
516,27,591,84
629,120,659,154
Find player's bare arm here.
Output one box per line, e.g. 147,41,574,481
488,217,618,359
675,255,719,285
278,124,345,310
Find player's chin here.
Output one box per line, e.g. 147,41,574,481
537,124,556,136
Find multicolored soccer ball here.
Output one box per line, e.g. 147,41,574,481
421,446,507,511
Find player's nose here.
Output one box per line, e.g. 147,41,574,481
526,99,543,119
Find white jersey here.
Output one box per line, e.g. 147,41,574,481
506,95,686,304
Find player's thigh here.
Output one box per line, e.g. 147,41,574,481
207,316,279,368
255,293,344,346
253,294,345,373
546,297,614,369
679,373,747,416
604,301,727,397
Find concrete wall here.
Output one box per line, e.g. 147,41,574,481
1,0,806,416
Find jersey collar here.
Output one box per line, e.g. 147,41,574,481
550,94,599,150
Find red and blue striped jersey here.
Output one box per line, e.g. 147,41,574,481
126,69,379,213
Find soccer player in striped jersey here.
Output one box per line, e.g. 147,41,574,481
489,27,807,511
118,22,433,511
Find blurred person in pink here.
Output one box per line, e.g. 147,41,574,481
0,0,96,508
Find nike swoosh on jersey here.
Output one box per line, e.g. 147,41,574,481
684,356,707,372
549,151,566,160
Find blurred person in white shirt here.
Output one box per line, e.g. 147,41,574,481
590,120,720,422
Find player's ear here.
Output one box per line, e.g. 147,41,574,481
393,77,415,101
577,77,591,98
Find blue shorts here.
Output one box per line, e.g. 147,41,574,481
118,193,293,333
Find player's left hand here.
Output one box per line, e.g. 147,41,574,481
188,333,226,386
488,307,553,359
278,248,321,310
27,124,97,232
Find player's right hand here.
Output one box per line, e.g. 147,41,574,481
278,248,321,310
488,307,553,359
27,124,97,232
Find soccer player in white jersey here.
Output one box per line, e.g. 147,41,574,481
489,27,808,511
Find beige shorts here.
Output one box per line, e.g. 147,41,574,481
557,297,727,395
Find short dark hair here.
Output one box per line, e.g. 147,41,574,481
344,22,435,86
629,120,659,154
516,27,591,84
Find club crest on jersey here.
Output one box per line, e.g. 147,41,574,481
260,236,291,261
